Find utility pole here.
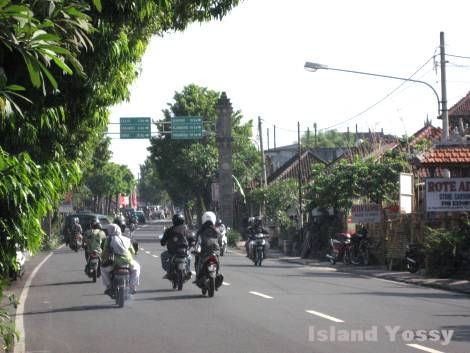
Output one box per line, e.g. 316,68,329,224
258,117,267,217
297,122,303,229
307,127,311,147
347,127,350,147
274,125,277,150
267,127,270,150
313,122,317,148
440,31,449,141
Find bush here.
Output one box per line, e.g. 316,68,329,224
227,229,240,246
424,227,468,278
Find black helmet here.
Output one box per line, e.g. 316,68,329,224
113,217,126,232
172,213,185,226
91,221,101,229
254,216,262,226
215,218,222,226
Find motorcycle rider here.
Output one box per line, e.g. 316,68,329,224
160,213,195,280
101,224,141,296
114,216,138,254
83,221,106,274
246,216,269,258
194,211,222,280
215,218,226,234
67,217,83,247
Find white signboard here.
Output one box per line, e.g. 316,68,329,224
351,203,381,224
400,173,413,214
59,204,74,214
426,177,470,212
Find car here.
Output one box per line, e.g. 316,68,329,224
64,213,111,235
135,211,146,224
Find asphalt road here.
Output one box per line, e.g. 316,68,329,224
14,220,470,353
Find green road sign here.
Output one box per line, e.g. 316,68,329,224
120,117,151,139
171,116,203,139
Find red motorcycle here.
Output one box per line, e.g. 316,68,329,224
326,232,352,265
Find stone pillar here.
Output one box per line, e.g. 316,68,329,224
216,92,234,228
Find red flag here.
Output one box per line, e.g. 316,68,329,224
131,189,137,208
119,194,126,207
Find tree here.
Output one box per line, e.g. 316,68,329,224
148,84,260,217
137,160,169,205
301,129,355,148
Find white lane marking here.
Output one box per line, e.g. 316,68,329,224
406,344,445,353
191,271,196,275
152,255,158,258
14,246,61,353
306,310,344,323
249,291,273,299
140,247,145,251
222,282,231,286
145,251,151,255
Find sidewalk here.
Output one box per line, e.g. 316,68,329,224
233,242,470,295
269,251,470,296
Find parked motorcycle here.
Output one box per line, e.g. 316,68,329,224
85,250,101,282
167,246,191,291
110,266,131,307
405,243,425,273
248,233,269,266
69,233,83,252
350,232,370,265
10,245,26,280
326,233,352,265
195,251,223,297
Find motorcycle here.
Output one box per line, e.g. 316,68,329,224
69,233,83,252
110,266,131,307
249,233,268,266
326,232,352,265
405,243,425,273
195,251,223,297
85,250,101,282
350,232,370,265
10,245,26,280
167,246,191,291
219,227,228,256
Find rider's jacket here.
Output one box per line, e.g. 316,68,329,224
196,224,222,256
161,224,194,254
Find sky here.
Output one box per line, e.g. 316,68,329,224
108,0,470,177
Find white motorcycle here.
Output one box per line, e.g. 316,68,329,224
218,226,228,256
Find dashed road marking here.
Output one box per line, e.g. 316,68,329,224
406,344,445,353
249,291,273,299
145,251,151,255
222,282,231,286
140,247,145,251
305,310,344,323
152,255,158,258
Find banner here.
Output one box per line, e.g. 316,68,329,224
426,178,470,212
351,203,381,224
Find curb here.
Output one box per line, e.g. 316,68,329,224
279,257,470,296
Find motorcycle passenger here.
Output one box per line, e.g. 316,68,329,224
194,211,222,280
114,216,138,254
83,221,106,273
246,216,269,258
101,224,141,296
160,213,195,280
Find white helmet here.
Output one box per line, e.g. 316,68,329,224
202,211,216,225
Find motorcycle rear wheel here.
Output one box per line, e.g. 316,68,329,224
116,287,125,307
92,271,97,283
177,271,184,291
208,277,215,297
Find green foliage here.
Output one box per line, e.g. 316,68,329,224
137,159,169,205
424,226,470,278
307,150,409,211
301,129,355,148
149,84,260,210
413,138,432,153
226,228,240,246
248,180,298,230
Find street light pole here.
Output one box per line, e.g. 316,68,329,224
304,62,441,125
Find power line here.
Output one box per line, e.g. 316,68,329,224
447,53,470,60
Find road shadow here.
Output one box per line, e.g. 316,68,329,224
52,249,74,255
286,271,365,279
223,263,298,269
134,238,160,244
135,288,174,294
440,325,470,342
17,304,116,316
135,294,206,301
30,280,91,288
344,290,469,300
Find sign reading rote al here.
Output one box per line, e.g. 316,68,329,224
351,203,381,224
426,177,470,212
120,117,151,139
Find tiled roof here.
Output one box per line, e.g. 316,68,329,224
416,146,470,165
267,150,325,184
448,92,470,118
408,124,442,146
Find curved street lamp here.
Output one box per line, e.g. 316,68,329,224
304,61,447,139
